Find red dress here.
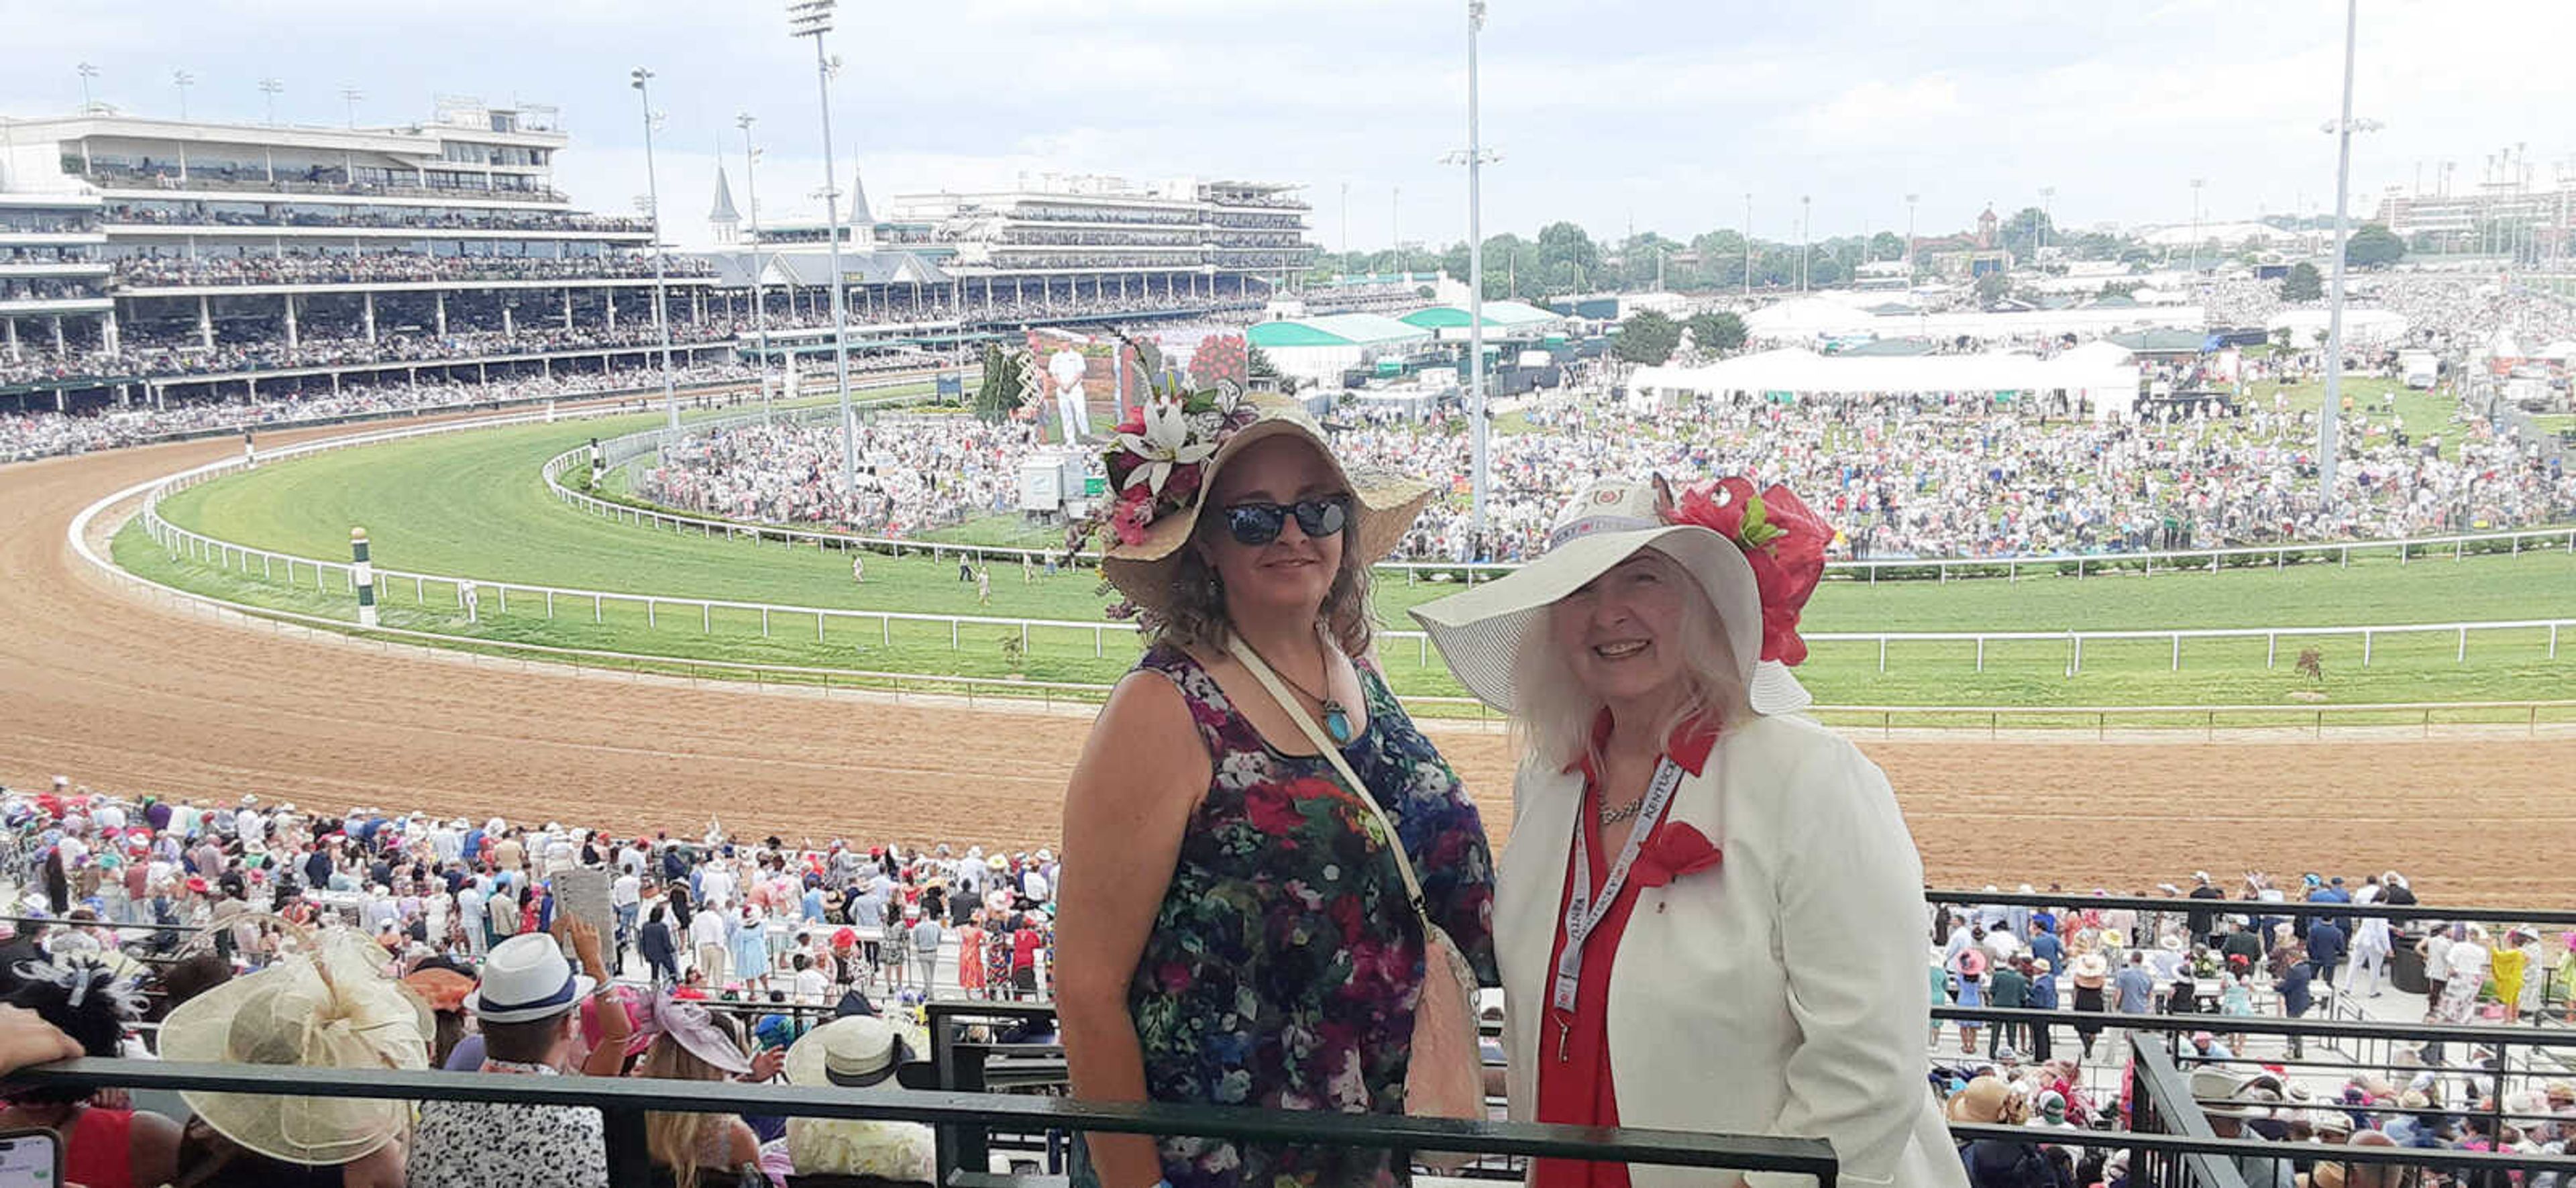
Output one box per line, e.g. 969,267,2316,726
1532,715,1717,1188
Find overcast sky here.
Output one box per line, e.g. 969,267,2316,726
5,0,2570,251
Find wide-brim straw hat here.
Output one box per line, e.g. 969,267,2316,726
1946,1075,2012,1124
2069,952,2112,987
159,928,431,1166
1101,402,1434,616
1409,476,1810,716
786,1015,914,1089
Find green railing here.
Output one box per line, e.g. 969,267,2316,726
5,1058,1837,1188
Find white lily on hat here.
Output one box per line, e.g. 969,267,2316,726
1116,397,1216,496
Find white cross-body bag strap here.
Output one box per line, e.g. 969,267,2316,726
1224,636,1433,917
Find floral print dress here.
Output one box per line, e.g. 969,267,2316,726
1086,645,1498,1188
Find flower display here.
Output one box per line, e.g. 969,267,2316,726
1071,376,1260,555
1663,476,1831,666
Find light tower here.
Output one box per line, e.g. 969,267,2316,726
629,67,679,434
790,0,859,489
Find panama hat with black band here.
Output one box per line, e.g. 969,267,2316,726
463,932,596,1024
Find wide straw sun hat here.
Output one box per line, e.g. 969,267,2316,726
1409,475,1821,716
158,926,431,1166
1091,390,1433,616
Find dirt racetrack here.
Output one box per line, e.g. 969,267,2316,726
5,408,2571,906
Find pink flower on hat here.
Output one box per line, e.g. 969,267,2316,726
1663,477,1830,665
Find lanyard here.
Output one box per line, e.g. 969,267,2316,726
1551,754,1686,1022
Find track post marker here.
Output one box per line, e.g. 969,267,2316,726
351,529,377,628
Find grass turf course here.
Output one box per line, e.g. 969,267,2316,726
127,400,2576,710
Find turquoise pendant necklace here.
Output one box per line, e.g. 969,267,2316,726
1252,647,1354,745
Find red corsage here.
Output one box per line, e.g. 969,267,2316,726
1629,822,1722,889
1664,476,1831,666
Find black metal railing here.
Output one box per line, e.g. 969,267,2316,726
4,1058,1837,1188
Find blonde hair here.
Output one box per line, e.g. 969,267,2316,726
1509,546,1748,774
640,1024,740,1188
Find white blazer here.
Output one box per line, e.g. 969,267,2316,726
1495,714,1967,1188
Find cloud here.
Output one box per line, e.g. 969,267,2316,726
1788,74,1969,145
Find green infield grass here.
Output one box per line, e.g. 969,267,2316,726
123,391,2576,710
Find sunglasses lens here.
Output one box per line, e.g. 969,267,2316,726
1296,498,1349,539
1225,504,1285,545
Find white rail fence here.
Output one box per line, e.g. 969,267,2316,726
74,490,2576,737
140,503,2572,677
121,388,2576,681
552,419,2576,582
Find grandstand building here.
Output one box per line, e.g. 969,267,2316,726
0,99,731,407
2372,182,2575,257
894,174,1315,301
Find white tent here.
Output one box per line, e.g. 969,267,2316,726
2535,340,2576,362
2266,307,2409,346
1629,346,2139,413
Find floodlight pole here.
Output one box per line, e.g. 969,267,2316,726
1465,0,1490,538
792,0,858,490
631,68,679,435
2319,0,2359,508
739,113,775,424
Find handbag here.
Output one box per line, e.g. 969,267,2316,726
1226,637,1487,1153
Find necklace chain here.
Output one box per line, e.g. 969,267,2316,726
1239,640,1336,710
1597,795,1648,826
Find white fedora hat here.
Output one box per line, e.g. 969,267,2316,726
1410,476,1815,716
462,933,594,1024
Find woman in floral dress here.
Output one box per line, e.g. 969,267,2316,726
1058,401,1496,1188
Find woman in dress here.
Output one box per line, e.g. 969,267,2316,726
1411,476,1965,1188
2435,924,2491,1024
1058,397,1496,1188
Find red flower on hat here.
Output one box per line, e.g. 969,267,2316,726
1631,822,1721,889
1664,477,1830,666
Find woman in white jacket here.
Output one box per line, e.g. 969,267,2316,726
1413,475,1965,1188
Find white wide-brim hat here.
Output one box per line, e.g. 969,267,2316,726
1409,476,1810,716
785,1015,913,1089
463,932,595,1024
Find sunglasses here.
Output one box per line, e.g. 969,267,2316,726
1221,497,1350,546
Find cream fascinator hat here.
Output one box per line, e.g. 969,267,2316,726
159,926,432,1165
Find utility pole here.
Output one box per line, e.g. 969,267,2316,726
739,112,774,423
1463,0,1491,536
631,68,678,435
1742,193,1753,296
790,0,859,487
1905,193,1919,279
2319,0,2360,508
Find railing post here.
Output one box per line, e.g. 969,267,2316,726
602,1105,651,1188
